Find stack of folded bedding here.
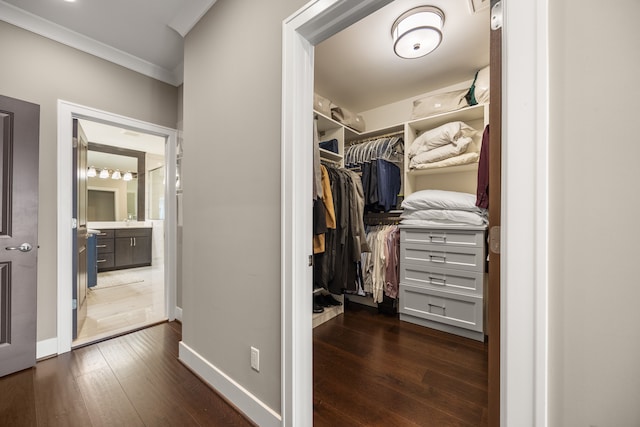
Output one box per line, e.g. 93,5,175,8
400,189,487,227
407,121,480,170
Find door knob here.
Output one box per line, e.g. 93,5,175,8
5,243,33,252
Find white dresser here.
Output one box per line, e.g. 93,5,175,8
398,225,487,341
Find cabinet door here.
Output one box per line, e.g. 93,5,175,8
115,237,134,267
131,236,152,265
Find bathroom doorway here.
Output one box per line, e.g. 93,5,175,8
73,118,168,346
57,100,178,353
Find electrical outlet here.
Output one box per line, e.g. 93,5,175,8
250,346,260,372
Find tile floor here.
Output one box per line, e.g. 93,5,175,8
73,264,166,347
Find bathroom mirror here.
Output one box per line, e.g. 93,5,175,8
87,143,146,222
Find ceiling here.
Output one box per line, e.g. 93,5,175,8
315,0,490,113
80,119,166,173
1,0,489,114
0,0,217,85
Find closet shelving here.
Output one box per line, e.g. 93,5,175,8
312,103,489,328
404,103,489,195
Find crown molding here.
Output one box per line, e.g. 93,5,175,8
0,1,182,86
168,0,217,37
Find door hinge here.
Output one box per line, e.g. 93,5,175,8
489,226,501,254
491,1,503,30
72,298,77,309
72,218,77,229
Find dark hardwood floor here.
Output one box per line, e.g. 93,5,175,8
314,303,488,426
0,322,253,427
1,307,487,426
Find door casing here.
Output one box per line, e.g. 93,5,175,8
281,0,549,426
56,100,178,354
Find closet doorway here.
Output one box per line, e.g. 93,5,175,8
310,0,496,425
279,0,541,424
56,100,178,354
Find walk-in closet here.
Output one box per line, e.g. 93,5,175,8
311,0,494,424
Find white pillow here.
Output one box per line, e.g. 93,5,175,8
401,189,481,212
401,209,487,226
474,66,490,104
400,218,486,227
409,137,472,165
408,121,476,158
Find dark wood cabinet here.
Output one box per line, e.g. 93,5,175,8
96,227,152,272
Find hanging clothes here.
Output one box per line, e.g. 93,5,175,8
313,165,336,254
345,136,404,212
476,124,490,209
314,165,370,294
360,224,400,303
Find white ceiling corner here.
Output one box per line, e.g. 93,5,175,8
168,0,217,37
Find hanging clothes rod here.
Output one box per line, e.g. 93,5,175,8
320,158,341,167
347,130,404,145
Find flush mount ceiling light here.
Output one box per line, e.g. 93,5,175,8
391,6,444,59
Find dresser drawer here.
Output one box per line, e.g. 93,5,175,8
115,228,152,238
95,229,114,239
401,242,484,272
96,239,114,254
401,262,483,296
399,284,483,332
96,253,114,269
400,228,485,248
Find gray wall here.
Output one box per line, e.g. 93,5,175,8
0,21,179,341
182,0,306,413
549,0,640,425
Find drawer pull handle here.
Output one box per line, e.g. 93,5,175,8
429,276,446,286
428,303,446,313
97,259,107,263
429,254,446,263
430,234,447,243
96,244,107,248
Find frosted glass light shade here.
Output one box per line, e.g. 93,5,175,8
111,170,122,180
123,171,133,181
392,6,444,59
87,166,97,177
99,168,110,179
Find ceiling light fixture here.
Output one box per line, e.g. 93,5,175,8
99,168,110,179
122,171,133,181
111,169,122,180
391,6,444,59
87,166,97,177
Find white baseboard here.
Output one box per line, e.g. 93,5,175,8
36,338,58,359
174,306,183,321
178,341,281,427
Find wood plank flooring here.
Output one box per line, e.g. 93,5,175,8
314,303,488,426
1,305,487,426
0,322,253,427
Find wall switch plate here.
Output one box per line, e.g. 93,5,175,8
250,346,260,372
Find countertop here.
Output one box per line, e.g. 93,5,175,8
87,221,153,229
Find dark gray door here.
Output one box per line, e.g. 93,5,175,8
72,119,88,339
0,95,40,377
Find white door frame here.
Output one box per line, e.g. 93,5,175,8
56,100,178,354
281,0,549,426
